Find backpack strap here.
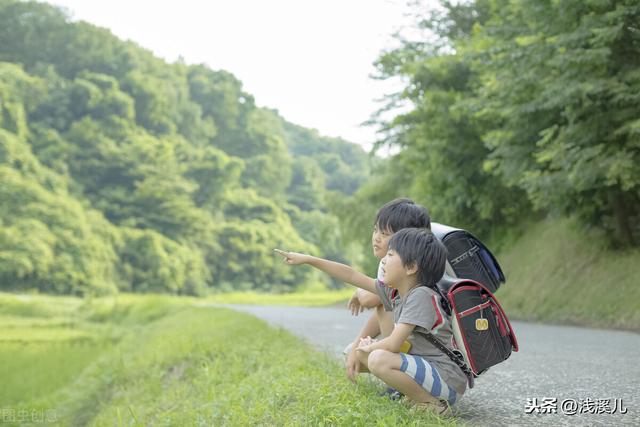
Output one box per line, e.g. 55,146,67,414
424,332,475,389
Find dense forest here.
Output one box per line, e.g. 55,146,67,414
1,0,638,297
335,0,639,270
0,0,374,295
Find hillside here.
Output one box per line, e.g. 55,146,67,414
0,0,373,296
497,217,640,331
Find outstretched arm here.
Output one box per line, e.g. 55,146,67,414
274,249,377,294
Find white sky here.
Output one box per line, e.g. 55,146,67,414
45,0,425,152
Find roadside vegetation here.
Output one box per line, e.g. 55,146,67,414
205,287,354,307
0,293,460,426
497,217,640,331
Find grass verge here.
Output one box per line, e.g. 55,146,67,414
497,217,640,331
205,288,354,307
0,292,460,426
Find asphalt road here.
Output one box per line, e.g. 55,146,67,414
216,304,638,427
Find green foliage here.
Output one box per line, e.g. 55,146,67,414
366,0,639,249
0,62,44,137
212,193,319,290
368,1,528,243
286,206,349,287
287,156,326,210
283,120,371,195
239,109,293,198
469,0,640,246
182,144,243,210
122,69,178,134
188,66,252,141
0,1,371,295
0,132,120,295
117,228,210,295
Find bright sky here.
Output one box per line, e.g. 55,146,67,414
45,0,424,152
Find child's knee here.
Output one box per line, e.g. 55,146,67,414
367,349,393,375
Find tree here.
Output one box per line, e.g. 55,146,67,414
286,156,326,211
370,0,527,241
0,0,371,295
472,0,640,245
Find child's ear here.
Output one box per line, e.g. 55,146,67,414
405,262,418,276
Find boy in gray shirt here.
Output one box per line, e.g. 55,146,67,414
276,227,466,415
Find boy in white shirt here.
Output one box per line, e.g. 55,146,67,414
341,198,431,383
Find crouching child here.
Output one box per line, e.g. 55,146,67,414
275,228,467,415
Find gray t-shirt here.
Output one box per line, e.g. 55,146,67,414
376,280,467,395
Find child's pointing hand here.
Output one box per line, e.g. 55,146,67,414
273,249,309,265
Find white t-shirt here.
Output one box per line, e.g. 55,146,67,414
377,260,385,283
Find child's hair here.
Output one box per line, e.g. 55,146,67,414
374,198,431,233
388,228,447,288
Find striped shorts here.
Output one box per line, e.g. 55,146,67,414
399,353,460,405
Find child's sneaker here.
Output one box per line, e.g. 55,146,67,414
377,387,403,400
412,399,451,417
342,342,354,355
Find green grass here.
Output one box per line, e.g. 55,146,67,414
0,341,107,405
0,293,83,317
0,293,187,410
0,292,460,426
205,288,354,307
497,217,640,330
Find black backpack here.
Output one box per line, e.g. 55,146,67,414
428,223,519,388
432,222,505,292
